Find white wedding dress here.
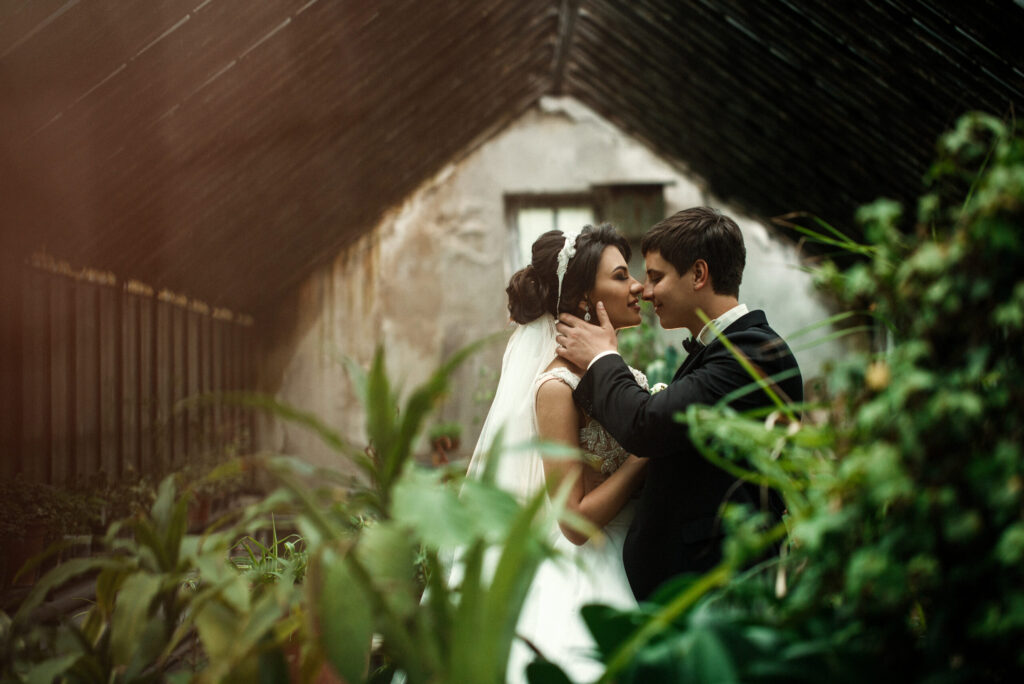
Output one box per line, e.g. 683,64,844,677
505,365,646,684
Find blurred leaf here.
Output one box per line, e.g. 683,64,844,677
110,572,162,667
689,628,740,683
581,603,648,658
356,521,418,619
525,659,574,684
22,652,79,684
392,468,476,548
317,547,373,684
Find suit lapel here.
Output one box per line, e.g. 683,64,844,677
670,310,768,382
673,344,707,380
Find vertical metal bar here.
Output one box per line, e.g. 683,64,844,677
121,288,139,481
155,298,172,474
75,282,100,482
171,304,185,468
99,285,120,482
22,266,50,483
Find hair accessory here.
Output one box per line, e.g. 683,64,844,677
555,229,581,313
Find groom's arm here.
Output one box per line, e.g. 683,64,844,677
574,350,752,459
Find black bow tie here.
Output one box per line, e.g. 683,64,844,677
682,337,705,355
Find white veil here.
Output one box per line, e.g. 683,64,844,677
465,314,558,503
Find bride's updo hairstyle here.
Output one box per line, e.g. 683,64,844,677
507,224,631,324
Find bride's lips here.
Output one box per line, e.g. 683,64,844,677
628,300,641,312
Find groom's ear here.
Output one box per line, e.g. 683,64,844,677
692,259,710,289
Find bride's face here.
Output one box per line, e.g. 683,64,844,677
585,246,643,330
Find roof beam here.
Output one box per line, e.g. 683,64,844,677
551,0,580,94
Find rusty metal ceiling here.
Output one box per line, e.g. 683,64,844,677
2,0,1022,315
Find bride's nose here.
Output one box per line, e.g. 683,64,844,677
629,279,643,295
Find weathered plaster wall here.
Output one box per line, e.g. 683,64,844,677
260,96,847,472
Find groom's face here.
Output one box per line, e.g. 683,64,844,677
642,250,691,330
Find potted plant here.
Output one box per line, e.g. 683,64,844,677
426,420,463,466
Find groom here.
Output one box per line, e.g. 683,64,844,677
555,206,803,601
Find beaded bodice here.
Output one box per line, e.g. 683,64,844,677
534,365,648,475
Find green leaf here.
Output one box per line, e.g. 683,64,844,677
356,521,418,619
581,603,648,658
23,653,80,684
110,572,163,667
13,556,127,626
688,628,740,683
392,468,476,548
365,346,397,473
468,488,555,682
525,659,574,684
317,547,373,684
151,474,177,533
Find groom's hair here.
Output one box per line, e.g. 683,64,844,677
641,206,745,297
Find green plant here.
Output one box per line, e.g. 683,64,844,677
0,473,306,683
260,341,573,683
427,420,463,445
230,516,308,586
3,335,572,683
580,111,1024,682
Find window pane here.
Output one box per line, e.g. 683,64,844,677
515,206,594,270
554,207,594,234
517,208,554,269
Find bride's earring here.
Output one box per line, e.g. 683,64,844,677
583,303,592,322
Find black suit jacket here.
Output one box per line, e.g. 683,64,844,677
574,310,803,600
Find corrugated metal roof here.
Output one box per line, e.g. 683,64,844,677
568,0,1024,229
2,0,1022,313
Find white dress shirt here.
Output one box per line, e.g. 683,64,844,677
695,303,748,346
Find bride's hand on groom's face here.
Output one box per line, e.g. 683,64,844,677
555,301,618,369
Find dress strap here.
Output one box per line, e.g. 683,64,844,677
535,366,581,391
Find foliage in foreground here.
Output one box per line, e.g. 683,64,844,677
1,336,574,683
579,111,1024,683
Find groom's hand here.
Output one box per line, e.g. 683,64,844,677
555,301,618,369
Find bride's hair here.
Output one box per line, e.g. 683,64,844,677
507,224,631,324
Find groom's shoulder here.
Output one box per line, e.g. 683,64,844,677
726,310,798,361
725,309,772,341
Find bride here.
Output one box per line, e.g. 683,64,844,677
467,224,649,682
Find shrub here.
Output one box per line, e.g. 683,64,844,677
583,111,1024,683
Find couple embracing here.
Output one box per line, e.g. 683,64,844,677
466,207,804,681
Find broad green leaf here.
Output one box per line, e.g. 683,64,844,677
133,517,171,572
356,521,417,619
365,347,397,468
151,475,177,533
581,603,648,658
13,556,126,626
194,595,240,662
110,572,163,667
525,659,574,684
24,653,79,684
458,477,522,542
469,488,554,683
124,613,171,681
317,548,373,684
688,628,740,682
392,468,475,548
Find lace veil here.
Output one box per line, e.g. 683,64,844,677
465,314,557,503
466,228,581,502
